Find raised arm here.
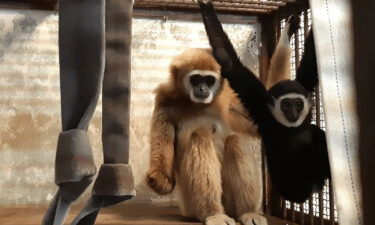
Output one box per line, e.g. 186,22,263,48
266,15,300,89
198,0,271,125
296,30,318,92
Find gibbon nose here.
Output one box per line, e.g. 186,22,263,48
194,84,210,98
285,108,300,122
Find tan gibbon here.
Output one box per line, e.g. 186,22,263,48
146,48,267,225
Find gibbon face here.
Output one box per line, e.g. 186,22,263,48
268,80,311,127
183,70,221,104
169,48,223,104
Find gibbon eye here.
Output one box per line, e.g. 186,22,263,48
281,99,290,109
190,74,203,86
296,99,304,110
205,76,216,87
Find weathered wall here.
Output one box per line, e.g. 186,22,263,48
0,9,260,206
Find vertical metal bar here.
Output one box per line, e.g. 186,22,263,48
300,203,305,225
303,9,314,225
304,9,309,37
315,42,324,225
329,180,336,225
282,199,287,219
319,190,324,225
309,197,315,225
259,15,281,218
294,18,300,66
262,147,270,214
315,87,321,126
291,202,296,222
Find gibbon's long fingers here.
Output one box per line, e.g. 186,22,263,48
295,30,318,92
198,0,239,72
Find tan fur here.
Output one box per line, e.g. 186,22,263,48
266,26,292,89
147,48,266,225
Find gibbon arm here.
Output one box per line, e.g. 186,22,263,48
146,107,176,195
198,0,271,126
311,124,331,179
267,14,300,89
266,29,292,89
296,30,319,92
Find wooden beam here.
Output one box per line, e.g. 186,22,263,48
134,2,272,14
213,0,287,7
133,8,258,23
259,14,280,217
0,0,57,10
136,0,279,9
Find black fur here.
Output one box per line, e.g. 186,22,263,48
269,80,309,98
198,0,330,203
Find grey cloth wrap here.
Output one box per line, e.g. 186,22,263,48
309,0,363,224
55,130,96,186
42,0,105,224
70,0,135,224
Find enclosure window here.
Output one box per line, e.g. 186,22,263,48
276,9,339,225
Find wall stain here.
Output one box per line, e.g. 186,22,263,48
0,13,37,60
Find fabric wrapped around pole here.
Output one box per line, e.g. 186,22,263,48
351,1,375,225
70,0,135,224
41,0,105,224
309,0,363,224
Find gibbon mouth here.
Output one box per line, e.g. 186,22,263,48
284,111,299,122
194,92,210,99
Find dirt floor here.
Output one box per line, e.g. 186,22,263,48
0,202,296,225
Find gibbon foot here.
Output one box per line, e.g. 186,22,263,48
205,214,236,225
239,213,268,225
146,169,175,195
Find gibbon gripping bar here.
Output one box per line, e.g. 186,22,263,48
42,0,135,225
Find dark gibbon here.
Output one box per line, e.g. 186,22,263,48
198,0,331,203
146,48,267,225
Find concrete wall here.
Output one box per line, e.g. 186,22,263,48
0,9,260,206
